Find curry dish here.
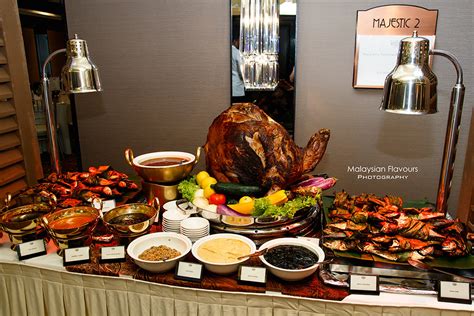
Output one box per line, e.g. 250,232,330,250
197,238,251,263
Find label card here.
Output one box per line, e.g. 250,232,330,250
93,199,116,212
17,239,47,260
100,246,126,263
238,266,267,286
438,281,472,305
349,274,380,295
63,247,91,266
175,261,203,282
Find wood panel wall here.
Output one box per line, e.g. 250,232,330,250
0,0,42,200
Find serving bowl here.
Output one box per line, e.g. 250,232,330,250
42,206,100,251
127,232,192,273
102,200,159,241
258,237,325,281
0,203,53,247
191,233,256,275
125,147,200,183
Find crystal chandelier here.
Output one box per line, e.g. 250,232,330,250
240,0,279,90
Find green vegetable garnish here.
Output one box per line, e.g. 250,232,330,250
252,193,320,219
177,176,199,202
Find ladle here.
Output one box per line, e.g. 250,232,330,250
238,248,335,267
408,258,474,282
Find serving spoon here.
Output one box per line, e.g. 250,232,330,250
407,258,474,282
238,248,335,267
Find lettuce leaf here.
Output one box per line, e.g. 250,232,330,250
177,176,199,202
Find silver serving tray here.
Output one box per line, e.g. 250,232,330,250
175,198,319,229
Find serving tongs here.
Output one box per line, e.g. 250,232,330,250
408,258,474,282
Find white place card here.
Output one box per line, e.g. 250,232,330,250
93,199,116,212
63,247,91,266
238,266,267,285
100,246,126,263
175,262,203,282
438,281,472,304
17,239,47,260
349,274,379,295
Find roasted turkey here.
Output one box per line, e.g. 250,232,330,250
204,103,330,193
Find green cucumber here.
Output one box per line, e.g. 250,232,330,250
211,182,262,197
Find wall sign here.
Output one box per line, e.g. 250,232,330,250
353,5,438,88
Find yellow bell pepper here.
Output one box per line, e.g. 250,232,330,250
266,190,288,205
228,200,255,215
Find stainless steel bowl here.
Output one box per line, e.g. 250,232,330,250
1,203,53,246
125,147,200,183
102,199,159,240
42,206,100,251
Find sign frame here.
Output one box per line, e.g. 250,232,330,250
352,4,438,89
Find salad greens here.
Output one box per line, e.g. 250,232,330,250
252,193,320,219
177,176,199,202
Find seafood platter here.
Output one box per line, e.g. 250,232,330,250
0,102,473,298
319,191,474,293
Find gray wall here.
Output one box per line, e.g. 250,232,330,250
66,0,472,214
295,0,473,214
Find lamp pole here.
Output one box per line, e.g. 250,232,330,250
41,48,67,175
430,50,465,213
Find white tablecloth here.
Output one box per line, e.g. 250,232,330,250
0,238,472,316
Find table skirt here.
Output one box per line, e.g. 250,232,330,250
0,262,472,316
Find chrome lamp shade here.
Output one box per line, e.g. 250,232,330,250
379,31,466,214
41,34,102,175
381,31,437,115
61,36,102,93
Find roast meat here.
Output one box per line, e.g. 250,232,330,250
204,103,330,192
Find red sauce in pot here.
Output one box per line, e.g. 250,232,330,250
49,214,96,230
142,157,190,167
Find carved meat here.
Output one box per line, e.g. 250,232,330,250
204,103,330,192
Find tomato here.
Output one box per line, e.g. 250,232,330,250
209,193,226,205
239,196,253,204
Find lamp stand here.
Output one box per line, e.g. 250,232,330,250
430,49,465,214
41,48,67,175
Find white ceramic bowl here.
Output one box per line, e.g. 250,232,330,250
180,217,209,230
258,238,325,281
192,233,256,275
163,200,179,212
127,232,192,273
163,210,189,220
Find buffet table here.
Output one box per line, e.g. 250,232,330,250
0,236,472,316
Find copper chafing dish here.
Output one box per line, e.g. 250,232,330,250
42,206,100,252
125,147,200,183
0,193,55,248
102,198,159,242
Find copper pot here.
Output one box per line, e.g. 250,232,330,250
42,206,100,250
125,147,200,183
102,198,159,240
0,193,56,247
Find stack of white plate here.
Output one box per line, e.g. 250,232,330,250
180,217,210,242
162,209,190,233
